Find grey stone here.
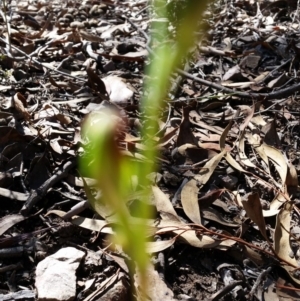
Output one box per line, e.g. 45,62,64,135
36,247,85,301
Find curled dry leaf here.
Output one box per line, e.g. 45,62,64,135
286,162,298,195
156,212,236,249
177,107,198,147
194,150,226,185
238,131,256,168
239,104,254,132
242,245,264,266
225,152,247,174
202,207,240,227
181,179,201,224
262,120,281,148
263,144,287,187
247,134,269,168
152,186,234,249
151,186,179,219
219,120,233,151
198,189,224,209
86,65,109,99
242,192,269,242
46,210,113,234
13,93,30,120
274,203,298,267
269,193,288,212
146,239,175,253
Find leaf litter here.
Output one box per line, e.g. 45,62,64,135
0,0,300,300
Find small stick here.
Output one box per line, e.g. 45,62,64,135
20,160,76,216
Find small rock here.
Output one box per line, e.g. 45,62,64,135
36,247,85,301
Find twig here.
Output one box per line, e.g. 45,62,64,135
191,223,297,268
209,280,244,301
276,284,300,291
158,221,297,268
20,160,77,216
177,69,300,101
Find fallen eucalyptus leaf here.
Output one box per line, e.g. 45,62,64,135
181,179,201,224
242,192,268,241
274,203,298,267
0,214,27,236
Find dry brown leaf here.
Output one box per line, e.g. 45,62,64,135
262,120,281,148
262,208,280,217
239,104,254,132
158,126,179,145
198,189,224,209
269,193,287,211
13,92,30,120
280,265,300,287
198,142,231,151
151,186,180,219
177,107,198,147
100,23,129,39
275,275,300,299
80,30,103,42
238,131,256,168
263,143,287,187
181,179,201,224
156,214,234,249
177,143,198,156
225,152,247,174
55,113,72,125
247,134,271,174
46,210,113,234
274,203,298,267
286,162,298,195
146,239,175,253
243,245,264,266
242,192,269,241
220,120,233,151
86,65,108,98
196,133,221,142
0,187,28,201
0,214,27,236
202,207,240,227
194,150,226,185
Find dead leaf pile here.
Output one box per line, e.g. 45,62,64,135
0,0,300,300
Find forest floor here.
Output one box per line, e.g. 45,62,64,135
1,0,300,300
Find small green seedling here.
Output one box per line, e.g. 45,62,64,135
80,0,211,299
